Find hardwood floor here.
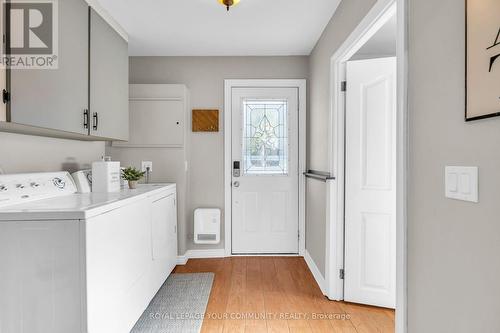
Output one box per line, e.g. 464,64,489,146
173,257,394,333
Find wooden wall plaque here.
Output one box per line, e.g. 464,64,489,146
192,109,219,132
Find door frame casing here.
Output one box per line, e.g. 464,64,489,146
224,79,307,257
326,0,407,332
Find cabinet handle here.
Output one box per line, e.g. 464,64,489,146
92,112,98,131
2,89,10,104
83,109,89,129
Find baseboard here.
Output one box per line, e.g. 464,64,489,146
176,248,226,265
176,254,188,265
304,250,326,295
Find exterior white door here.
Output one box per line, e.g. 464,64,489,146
344,57,397,309
231,87,299,254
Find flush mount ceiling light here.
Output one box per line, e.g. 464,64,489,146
218,0,240,11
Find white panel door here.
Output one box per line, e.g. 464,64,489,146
231,87,299,254
344,57,397,309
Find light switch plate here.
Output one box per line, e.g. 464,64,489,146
445,166,478,203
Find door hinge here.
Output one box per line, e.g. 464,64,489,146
2,89,10,104
341,81,347,92
339,269,345,280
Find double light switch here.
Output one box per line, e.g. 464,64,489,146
445,166,478,203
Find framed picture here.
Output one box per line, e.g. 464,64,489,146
466,0,500,121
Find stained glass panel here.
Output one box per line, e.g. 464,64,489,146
242,99,288,175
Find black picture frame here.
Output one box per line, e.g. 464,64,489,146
465,0,500,122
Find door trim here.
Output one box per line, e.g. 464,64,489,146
327,0,407,332
224,79,307,257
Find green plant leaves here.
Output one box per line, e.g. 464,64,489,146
122,167,146,181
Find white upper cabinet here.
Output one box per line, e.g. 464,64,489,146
2,0,129,141
8,0,90,135
113,84,187,148
89,8,129,141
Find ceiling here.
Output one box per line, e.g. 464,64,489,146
97,0,341,56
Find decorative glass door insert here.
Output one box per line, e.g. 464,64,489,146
242,99,289,175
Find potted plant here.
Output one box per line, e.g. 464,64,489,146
122,167,145,189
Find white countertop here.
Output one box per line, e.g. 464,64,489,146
0,184,176,221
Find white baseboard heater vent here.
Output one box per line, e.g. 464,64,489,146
194,208,221,245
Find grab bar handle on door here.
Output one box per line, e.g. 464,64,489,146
303,170,335,182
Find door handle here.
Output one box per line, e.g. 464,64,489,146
233,181,240,188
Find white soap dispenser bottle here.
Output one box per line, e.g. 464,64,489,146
91,156,121,193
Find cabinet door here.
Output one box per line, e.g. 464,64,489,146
8,0,89,135
89,8,129,141
119,99,184,147
151,193,177,292
0,1,5,122
113,84,187,148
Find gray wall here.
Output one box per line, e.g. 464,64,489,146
307,0,376,276
408,0,500,331
308,0,500,331
125,56,309,252
0,132,104,173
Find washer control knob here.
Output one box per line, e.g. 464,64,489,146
30,182,40,188
53,178,66,189
16,184,25,189
0,185,7,192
